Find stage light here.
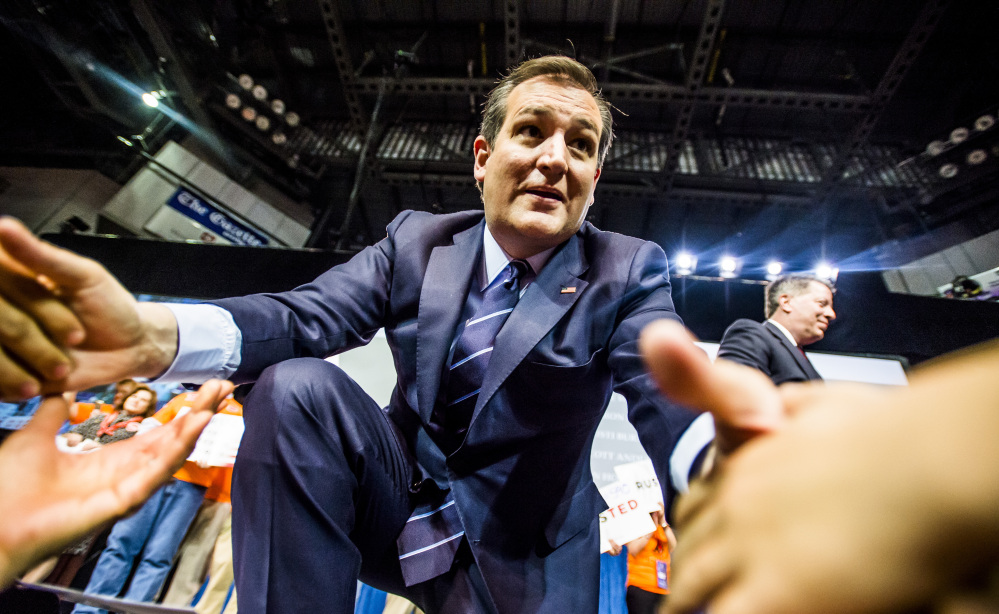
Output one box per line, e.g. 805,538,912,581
225,93,241,109
950,127,969,144
241,107,257,122
238,74,253,90
815,262,838,282
766,261,783,277
675,252,697,276
255,116,271,131
939,163,958,178
271,99,286,115
975,114,994,131
285,111,300,127
718,255,740,278
925,140,946,156
252,84,268,101
272,132,287,145
141,92,159,108
967,149,987,165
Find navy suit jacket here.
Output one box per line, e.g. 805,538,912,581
716,319,823,384
214,210,699,612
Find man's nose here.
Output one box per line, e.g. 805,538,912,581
826,306,836,320
537,134,568,175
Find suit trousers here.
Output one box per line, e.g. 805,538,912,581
232,358,497,614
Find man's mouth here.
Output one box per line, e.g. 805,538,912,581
524,186,565,202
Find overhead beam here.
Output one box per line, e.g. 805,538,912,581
353,77,870,111
504,0,521,67
317,0,365,125
661,0,726,193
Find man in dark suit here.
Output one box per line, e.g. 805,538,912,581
0,57,722,613
717,274,836,384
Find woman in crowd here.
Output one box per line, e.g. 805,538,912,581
61,385,157,451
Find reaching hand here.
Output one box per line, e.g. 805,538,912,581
0,217,179,400
641,319,999,614
0,379,234,589
639,319,785,456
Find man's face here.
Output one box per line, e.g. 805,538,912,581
473,76,602,258
781,281,836,346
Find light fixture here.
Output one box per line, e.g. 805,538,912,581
272,132,288,146
285,111,300,127
238,74,253,90
939,163,958,178
766,261,783,278
718,255,740,278
675,252,697,276
241,107,257,121
967,149,987,165
815,262,839,282
255,116,271,131
925,140,946,156
225,93,241,109
252,84,268,101
271,99,286,115
974,114,995,131
950,127,969,144
141,92,159,108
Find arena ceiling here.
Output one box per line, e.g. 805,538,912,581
2,0,997,275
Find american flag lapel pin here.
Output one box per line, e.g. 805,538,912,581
560,286,577,294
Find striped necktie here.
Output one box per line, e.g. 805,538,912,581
442,259,528,449
396,260,528,586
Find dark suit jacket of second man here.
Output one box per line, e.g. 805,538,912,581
716,319,822,384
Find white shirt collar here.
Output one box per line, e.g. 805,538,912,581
766,319,798,347
481,225,556,289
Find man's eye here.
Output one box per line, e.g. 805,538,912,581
519,125,542,138
571,138,594,153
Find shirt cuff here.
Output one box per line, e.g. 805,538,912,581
155,303,242,383
670,412,716,494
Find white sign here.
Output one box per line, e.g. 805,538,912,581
187,413,244,467
613,459,663,513
597,480,656,553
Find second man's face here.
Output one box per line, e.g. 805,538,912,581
474,76,602,259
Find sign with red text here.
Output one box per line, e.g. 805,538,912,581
613,459,663,514
597,481,656,553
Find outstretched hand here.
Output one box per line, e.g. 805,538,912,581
0,217,178,400
641,320,999,614
0,379,235,589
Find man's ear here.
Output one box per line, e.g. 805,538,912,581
473,136,490,183
778,293,793,313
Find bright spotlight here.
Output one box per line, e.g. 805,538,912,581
718,255,740,278
141,92,159,108
675,252,697,276
766,261,783,277
815,262,839,282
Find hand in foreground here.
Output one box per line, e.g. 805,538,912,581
0,217,178,400
0,379,234,589
640,320,999,614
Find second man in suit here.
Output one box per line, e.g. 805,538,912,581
716,274,836,384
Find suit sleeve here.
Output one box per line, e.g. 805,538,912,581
210,211,412,382
716,320,773,377
605,240,703,513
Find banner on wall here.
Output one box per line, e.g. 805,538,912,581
144,187,270,247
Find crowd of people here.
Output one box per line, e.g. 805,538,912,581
0,54,996,614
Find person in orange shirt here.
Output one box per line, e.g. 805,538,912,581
160,394,243,611
625,504,676,614
72,386,239,614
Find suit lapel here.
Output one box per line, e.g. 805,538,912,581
470,234,589,426
416,222,483,424
763,321,821,380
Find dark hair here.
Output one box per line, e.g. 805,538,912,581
118,384,157,418
764,275,834,319
480,56,614,167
